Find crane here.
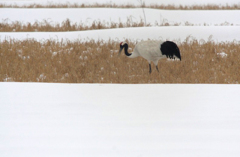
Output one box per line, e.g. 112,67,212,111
118,40,181,73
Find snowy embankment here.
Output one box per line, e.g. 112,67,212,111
1,8,240,42
1,26,240,42
1,82,240,157
1,8,239,26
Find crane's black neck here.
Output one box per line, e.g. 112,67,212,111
123,44,132,57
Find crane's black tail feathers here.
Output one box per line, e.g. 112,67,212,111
160,41,181,61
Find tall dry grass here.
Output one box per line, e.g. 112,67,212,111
1,38,240,83
0,18,148,32
1,19,235,32
0,3,239,10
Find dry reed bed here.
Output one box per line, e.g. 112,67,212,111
0,38,240,83
0,18,147,32
0,3,239,10
0,19,235,32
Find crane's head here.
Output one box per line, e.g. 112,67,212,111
119,42,128,56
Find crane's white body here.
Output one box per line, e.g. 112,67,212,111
119,40,181,73
128,40,166,66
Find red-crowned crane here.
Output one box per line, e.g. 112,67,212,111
119,40,181,73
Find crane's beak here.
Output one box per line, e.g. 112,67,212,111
118,47,123,56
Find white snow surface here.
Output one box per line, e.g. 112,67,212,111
1,8,240,42
1,83,240,157
1,26,240,42
1,8,239,26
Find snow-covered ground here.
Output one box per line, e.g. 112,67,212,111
1,8,239,26
1,0,240,157
1,26,240,42
1,83,240,157
1,1,240,42
1,8,240,42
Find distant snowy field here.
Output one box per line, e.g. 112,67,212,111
1,9,240,26
1,0,240,157
1,8,240,42
1,26,240,42
1,0,240,42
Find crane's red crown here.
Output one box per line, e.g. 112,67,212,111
120,42,126,46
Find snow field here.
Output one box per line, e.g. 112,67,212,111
1,8,240,42
1,26,240,42
1,9,239,26
1,83,240,157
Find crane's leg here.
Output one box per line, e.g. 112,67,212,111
149,64,152,74
156,66,159,72
153,60,159,72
